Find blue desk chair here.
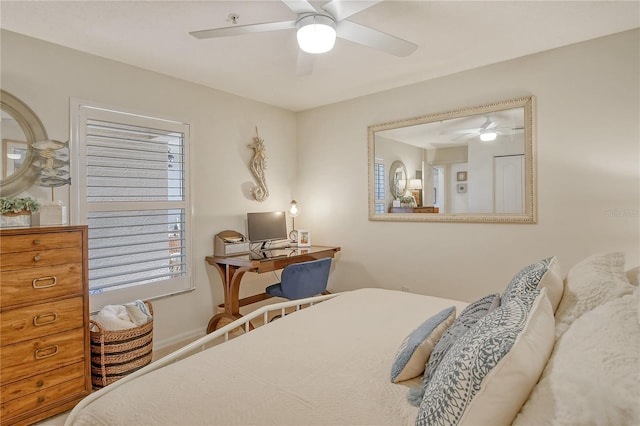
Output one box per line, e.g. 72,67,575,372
265,257,332,300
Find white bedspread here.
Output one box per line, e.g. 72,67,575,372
71,288,468,425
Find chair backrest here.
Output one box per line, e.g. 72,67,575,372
279,257,332,300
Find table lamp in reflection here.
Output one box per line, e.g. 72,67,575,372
409,179,423,207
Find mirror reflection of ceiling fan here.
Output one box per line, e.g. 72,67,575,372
453,117,524,142
189,0,418,75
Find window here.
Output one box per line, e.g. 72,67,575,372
374,158,386,214
71,101,192,307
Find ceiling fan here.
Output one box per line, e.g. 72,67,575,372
189,0,418,75
452,116,524,142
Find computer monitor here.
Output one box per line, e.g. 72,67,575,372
247,211,288,247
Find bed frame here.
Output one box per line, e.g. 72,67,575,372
65,293,341,425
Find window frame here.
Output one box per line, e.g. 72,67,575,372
70,99,194,309
374,157,386,214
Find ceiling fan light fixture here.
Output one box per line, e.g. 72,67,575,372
480,131,497,142
296,14,336,54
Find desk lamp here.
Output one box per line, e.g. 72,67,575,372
289,200,299,243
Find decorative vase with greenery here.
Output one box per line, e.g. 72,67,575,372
0,197,40,228
400,196,416,207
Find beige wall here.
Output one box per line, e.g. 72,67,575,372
296,29,639,302
1,30,297,348
2,28,638,348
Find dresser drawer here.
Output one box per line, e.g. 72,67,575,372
0,263,83,308
0,328,85,384
0,231,81,255
0,247,82,272
0,297,84,346
0,375,86,422
0,362,85,403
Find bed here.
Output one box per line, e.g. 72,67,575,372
66,252,639,426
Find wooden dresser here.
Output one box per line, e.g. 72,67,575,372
0,225,90,425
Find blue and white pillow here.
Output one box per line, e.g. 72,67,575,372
390,306,456,383
415,288,555,426
408,293,500,406
502,256,563,311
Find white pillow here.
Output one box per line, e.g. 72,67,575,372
555,252,635,339
390,306,456,383
502,256,564,312
416,288,555,426
514,288,640,426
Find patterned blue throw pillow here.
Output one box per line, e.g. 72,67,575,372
415,288,554,426
390,306,456,383
407,293,500,406
501,256,563,310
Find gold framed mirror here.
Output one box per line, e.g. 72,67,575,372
368,96,536,223
1,90,47,196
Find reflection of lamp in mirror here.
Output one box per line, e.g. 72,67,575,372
289,199,299,242
409,179,423,207
32,139,71,225
480,130,497,142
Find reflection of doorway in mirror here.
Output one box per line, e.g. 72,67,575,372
2,139,27,177
494,155,524,213
432,167,445,212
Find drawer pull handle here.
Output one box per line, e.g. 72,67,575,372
33,239,41,245
33,255,41,262
35,345,59,360
32,276,57,289
33,312,59,326
37,380,44,387
38,396,45,403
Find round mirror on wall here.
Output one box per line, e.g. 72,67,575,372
388,160,408,199
0,90,47,197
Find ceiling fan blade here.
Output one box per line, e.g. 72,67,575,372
281,0,317,15
190,20,296,39
453,133,475,142
450,128,480,135
336,20,417,57
322,0,383,21
296,50,316,76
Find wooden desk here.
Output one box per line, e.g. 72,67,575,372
205,245,341,333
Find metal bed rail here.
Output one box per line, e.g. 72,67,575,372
65,292,342,425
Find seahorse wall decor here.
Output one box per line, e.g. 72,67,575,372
247,126,269,202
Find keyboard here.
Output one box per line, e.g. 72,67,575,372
250,248,293,260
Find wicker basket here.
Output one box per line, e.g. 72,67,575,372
90,301,153,389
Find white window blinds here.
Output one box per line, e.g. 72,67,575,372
72,103,192,306
374,158,385,214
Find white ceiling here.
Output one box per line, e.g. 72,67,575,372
1,1,638,112
376,106,523,149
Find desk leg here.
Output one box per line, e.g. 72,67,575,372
207,264,252,334
206,312,243,334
